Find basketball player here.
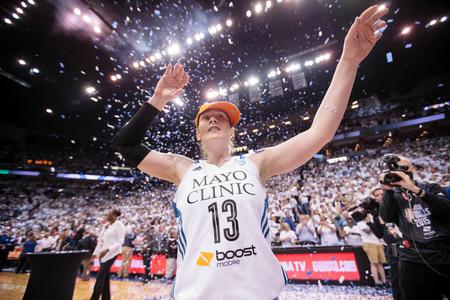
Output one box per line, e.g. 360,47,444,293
113,5,388,299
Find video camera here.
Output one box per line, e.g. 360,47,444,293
378,154,411,185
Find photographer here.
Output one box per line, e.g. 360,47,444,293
379,155,450,300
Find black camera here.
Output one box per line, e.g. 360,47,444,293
378,154,410,184
348,197,379,222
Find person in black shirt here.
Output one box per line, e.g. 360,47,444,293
379,156,450,300
78,228,97,281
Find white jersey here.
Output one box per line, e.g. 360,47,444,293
172,155,287,300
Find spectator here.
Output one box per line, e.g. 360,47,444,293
279,223,298,247
295,214,318,245
16,232,36,273
317,216,339,246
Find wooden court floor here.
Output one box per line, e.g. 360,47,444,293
0,272,171,300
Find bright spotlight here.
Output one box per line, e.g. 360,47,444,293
215,24,222,31
132,61,139,69
155,53,162,60
266,1,272,9
441,16,448,22
21,1,27,8
12,13,20,19
206,90,219,99
93,26,101,33
31,67,39,74
226,19,232,27
46,108,53,114
248,77,259,86
208,26,217,35
232,83,239,90
116,74,121,79
401,26,411,35
27,0,36,5
304,60,314,67
246,10,252,18
254,3,263,13
167,43,181,56
111,75,117,81
186,37,193,45
268,70,276,78
85,86,96,94
4,18,12,24
429,19,437,26
18,59,26,65
194,32,204,41
16,7,24,14
82,15,91,23
139,60,145,67
174,97,184,107
73,8,81,15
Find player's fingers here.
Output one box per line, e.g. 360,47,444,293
359,5,379,23
366,6,389,27
175,66,184,81
164,64,173,76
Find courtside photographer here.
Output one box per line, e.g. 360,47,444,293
378,154,450,300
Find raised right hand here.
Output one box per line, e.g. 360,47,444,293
149,63,190,109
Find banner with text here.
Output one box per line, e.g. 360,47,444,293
276,251,360,281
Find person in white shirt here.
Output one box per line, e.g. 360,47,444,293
317,216,339,246
295,214,318,245
356,214,386,285
90,209,126,300
279,223,298,247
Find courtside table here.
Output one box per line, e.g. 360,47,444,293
23,250,89,300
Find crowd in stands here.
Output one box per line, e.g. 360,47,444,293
1,135,448,276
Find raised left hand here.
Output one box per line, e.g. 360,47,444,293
342,5,389,64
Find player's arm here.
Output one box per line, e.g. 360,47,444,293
112,63,192,185
250,5,388,181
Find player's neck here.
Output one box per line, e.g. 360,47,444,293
206,151,231,167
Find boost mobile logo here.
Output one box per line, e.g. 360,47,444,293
196,245,257,268
196,252,214,266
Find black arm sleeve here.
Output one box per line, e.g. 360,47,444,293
111,102,160,167
422,184,450,218
379,190,399,225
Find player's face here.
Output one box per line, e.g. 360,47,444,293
196,109,233,142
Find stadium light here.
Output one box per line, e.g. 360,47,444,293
401,26,411,35
85,86,96,94
82,15,91,23
31,67,39,74
226,19,233,27
21,1,27,8
4,18,13,24
441,16,448,22
206,90,219,99
286,63,300,73
174,97,184,107
46,108,53,114
246,10,252,18
28,0,36,5
12,13,20,19
266,1,272,9
186,37,193,45
254,3,263,14
93,26,101,34
73,8,81,15
167,43,181,56
248,77,259,86
18,59,27,65
16,7,24,14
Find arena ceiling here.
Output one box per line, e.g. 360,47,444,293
1,0,449,142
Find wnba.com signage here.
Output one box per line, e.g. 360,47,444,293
276,252,361,281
